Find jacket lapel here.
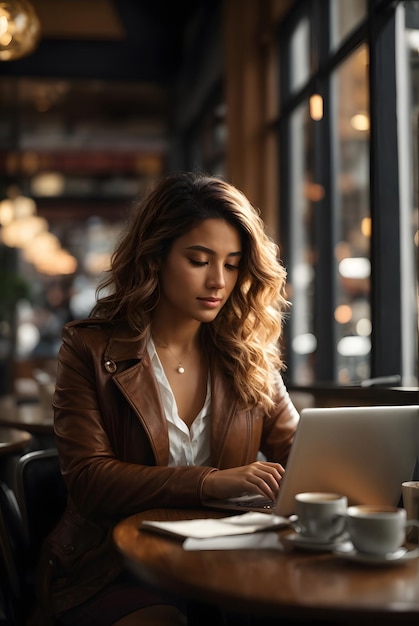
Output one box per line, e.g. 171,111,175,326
105,333,170,466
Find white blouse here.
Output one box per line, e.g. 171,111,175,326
147,337,212,467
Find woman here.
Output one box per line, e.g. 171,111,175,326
35,172,299,626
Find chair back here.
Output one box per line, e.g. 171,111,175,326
0,480,26,624
14,448,67,564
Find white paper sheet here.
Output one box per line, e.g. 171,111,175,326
141,511,289,540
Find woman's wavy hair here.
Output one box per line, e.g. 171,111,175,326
92,171,289,412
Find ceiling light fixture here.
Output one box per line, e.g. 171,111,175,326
0,0,41,61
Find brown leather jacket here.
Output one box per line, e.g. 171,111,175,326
37,319,299,619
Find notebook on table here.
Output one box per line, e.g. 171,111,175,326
203,404,419,517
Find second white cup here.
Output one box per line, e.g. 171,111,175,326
345,504,419,555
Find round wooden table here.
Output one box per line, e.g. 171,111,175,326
0,426,33,455
113,508,419,625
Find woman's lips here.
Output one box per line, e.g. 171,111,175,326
197,297,222,308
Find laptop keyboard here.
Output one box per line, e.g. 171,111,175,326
232,497,275,510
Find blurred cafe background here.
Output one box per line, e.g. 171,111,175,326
0,0,418,408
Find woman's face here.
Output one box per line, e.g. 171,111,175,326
156,218,242,324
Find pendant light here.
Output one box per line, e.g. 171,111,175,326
0,0,41,61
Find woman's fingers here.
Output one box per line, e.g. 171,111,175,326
242,463,282,499
236,468,278,499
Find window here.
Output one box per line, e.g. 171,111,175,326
332,45,370,383
278,0,418,386
287,100,316,384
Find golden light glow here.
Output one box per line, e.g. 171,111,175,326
23,231,61,263
334,304,353,324
350,112,370,132
0,199,15,226
0,0,41,61
34,250,78,276
12,194,37,218
0,190,78,275
31,172,65,196
1,215,48,247
361,216,371,237
310,94,323,121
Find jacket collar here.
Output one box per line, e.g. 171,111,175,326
104,326,147,362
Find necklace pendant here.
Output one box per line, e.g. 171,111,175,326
177,364,185,374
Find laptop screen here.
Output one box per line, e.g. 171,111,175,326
275,404,419,517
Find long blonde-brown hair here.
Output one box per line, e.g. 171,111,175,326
92,172,289,411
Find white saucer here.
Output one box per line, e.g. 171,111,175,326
333,541,419,565
284,532,348,552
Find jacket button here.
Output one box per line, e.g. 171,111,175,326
64,544,75,554
105,359,117,373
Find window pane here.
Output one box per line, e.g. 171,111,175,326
330,0,368,51
289,15,311,94
288,101,316,384
400,6,419,384
332,44,370,383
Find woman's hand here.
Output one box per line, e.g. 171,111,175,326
202,461,285,501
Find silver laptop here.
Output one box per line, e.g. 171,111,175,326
204,405,419,517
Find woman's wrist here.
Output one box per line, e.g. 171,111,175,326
199,467,219,501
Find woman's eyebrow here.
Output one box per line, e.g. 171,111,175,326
185,245,242,257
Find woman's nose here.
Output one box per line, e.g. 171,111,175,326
206,264,226,288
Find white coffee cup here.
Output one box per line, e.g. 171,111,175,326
292,492,348,541
345,504,419,555
402,481,419,543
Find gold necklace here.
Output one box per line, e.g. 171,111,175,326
153,337,195,374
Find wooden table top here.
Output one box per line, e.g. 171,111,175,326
0,397,53,435
0,426,32,454
113,508,419,625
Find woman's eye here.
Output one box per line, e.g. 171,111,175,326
189,258,207,267
188,258,239,271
